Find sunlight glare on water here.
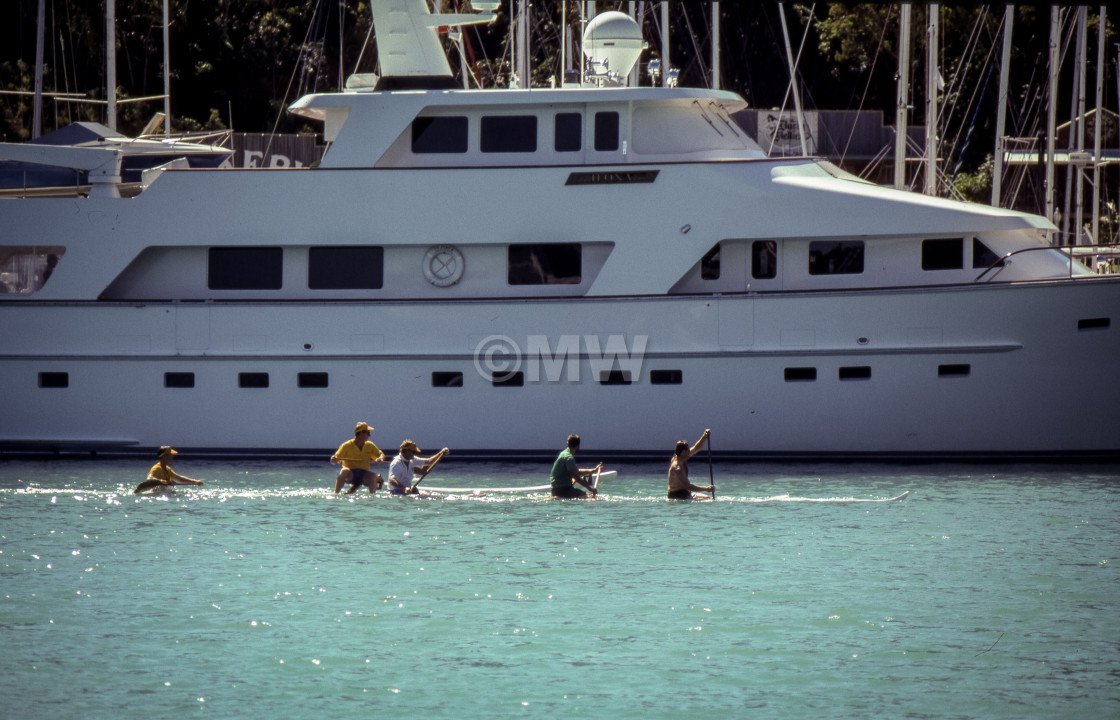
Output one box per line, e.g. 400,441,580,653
1,458,1117,719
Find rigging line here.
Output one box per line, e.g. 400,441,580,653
265,0,325,159
943,9,1001,187
840,3,891,164
934,6,985,172
681,4,710,88
767,3,815,157
351,13,375,76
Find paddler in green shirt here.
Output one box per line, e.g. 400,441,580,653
549,434,601,498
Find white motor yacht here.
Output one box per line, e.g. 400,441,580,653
0,0,1116,460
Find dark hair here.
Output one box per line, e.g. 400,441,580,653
674,441,689,456
567,434,581,450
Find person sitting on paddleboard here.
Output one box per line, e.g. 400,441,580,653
550,434,601,499
388,440,448,496
133,446,204,494
667,429,714,500
330,421,386,494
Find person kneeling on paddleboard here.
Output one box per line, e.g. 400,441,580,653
330,421,386,494
133,446,204,494
388,440,448,495
667,429,714,500
550,434,601,499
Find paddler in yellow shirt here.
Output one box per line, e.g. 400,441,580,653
133,446,204,493
331,421,387,494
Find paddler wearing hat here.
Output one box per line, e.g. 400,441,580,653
387,440,449,496
133,446,204,493
331,421,387,493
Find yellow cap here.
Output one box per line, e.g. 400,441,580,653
355,422,373,435
400,440,421,454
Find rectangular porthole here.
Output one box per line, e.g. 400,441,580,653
239,372,270,388
598,370,632,385
650,369,683,385
164,372,195,388
298,372,329,388
1078,317,1110,331
839,366,871,381
38,372,69,388
492,372,524,387
432,372,464,387
938,364,971,377
784,367,817,382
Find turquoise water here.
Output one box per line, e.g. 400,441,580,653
1,459,1117,719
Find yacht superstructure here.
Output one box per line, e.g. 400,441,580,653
1,1,1116,459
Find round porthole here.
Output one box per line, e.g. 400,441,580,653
423,245,465,287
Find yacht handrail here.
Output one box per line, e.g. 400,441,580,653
975,245,1120,281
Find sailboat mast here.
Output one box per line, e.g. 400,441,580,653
32,0,46,139
1091,6,1106,245
107,0,116,131
991,5,1013,207
924,3,939,196
894,3,911,190
779,3,808,156
1045,6,1059,228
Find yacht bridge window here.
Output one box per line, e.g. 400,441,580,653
594,112,620,151
922,238,964,270
808,241,864,275
508,244,582,285
555,113,582,152
752,241,777,279
0,246,65,294
208,247,283,290
481,116,537,153
308,246,384,289
972,238,1004,269
701,244,721,280
411,116,468,153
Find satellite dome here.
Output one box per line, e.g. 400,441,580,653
582,11,643,83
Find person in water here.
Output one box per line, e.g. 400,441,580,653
667,429,714,500
133,446,204,493
330,421,386,494
388,440,448,495
549,434,601,498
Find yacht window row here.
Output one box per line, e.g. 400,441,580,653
34,364,980,390
410,112,620,155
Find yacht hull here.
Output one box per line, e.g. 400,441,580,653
2,278,1117,459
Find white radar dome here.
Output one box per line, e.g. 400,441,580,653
582,11,643,81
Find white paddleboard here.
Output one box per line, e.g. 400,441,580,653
426,470,616,494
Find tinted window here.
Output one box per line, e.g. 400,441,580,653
308,247,384,290
839,366,871,380
432,372,464,387
481,116,537,152
594,112,619,151
412,116,468,153
492,371,524,387
650,369,683,384
922,238,963,270
784,367,817,381
599,369,632,385
808,241,863,275
555,113,582,152
239,372,270,388
701,244,720,280
298,372,329,388
209,247,282,290
752,240,777,279
38,372,68,388
973,238,1003,269
164,372,195,388
508,244,582,285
